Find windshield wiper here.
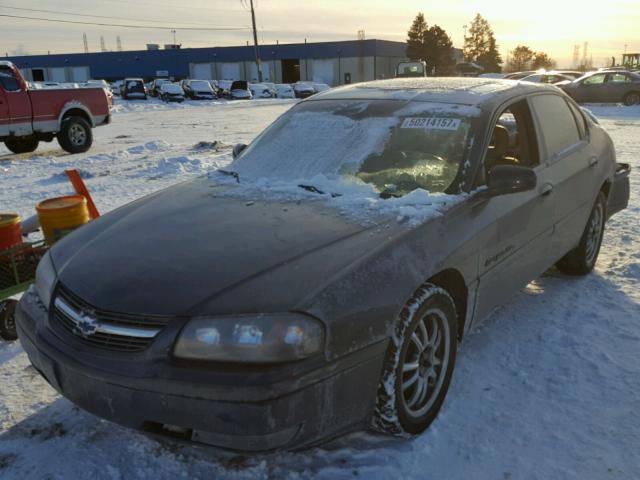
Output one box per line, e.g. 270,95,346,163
298,184,342,198
217,169,240,183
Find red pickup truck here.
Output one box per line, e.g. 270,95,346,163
0,61,111,154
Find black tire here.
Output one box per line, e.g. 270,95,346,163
556,192,606,275
57,116,93,154
4,136,39,154
0,300,18,341
623,92,640,106
372,284,458,436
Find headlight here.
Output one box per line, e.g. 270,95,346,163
35,251,57,309
173,313,324,363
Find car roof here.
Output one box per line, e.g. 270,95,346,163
308,77,560,107
0,61,15,68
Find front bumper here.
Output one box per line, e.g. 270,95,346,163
16,288,386,452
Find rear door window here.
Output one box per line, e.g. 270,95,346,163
530,94,582,160
567,101,587,139
607,73,632,84
0,66,21,91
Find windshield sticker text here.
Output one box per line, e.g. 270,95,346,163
401,117,461,131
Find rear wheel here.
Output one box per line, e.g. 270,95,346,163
0,300,18,341
623,92,640,106
372,284,458,435
57,116,93,154
556,192,606,275
4,136,39,154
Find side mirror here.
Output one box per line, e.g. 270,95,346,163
485,165,537,197
232,143,247,159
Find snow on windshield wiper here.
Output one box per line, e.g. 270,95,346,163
298,184,342,198
217,169,240,183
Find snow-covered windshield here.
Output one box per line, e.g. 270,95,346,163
161,83,183,94
191,80,212,91
232,100,475,196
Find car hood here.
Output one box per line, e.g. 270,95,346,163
51,177,396,316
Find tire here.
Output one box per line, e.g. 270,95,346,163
623,92,640,106
4,136,39,154
556,191,606,275
0,300,18,341
372,284,458,436
57,116,93,154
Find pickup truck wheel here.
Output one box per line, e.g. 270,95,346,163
556,192,606,275
4,137,39,154
58,116,93,154
623,92,640,106
0,300,18,341
372,284,457,436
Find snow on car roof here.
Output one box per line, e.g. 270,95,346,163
312,77,559,106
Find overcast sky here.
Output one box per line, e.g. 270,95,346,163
1,0,638,67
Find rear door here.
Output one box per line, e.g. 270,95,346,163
0,65,32,135
529,94,595,257
605,72,633,103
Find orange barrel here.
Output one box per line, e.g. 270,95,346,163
0,214,22,250
36,195,90,245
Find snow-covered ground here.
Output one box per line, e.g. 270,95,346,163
1,99,639,479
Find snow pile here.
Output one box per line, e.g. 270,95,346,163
212,171,462,226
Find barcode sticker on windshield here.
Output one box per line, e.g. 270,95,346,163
401,117,461,130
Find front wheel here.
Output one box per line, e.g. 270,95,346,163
372,284,458,435
4,136,39,154
0,300,18,341
556,191,606,275
623,92,640,106
57,116,93,154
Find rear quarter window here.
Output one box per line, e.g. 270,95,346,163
530,94,581,159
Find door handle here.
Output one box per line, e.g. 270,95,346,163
541,183,554,196
588,157,599,168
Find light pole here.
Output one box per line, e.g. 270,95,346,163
249,0,262,82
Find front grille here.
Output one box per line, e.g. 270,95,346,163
52,285,171,352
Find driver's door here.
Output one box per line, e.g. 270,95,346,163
0,86,9,137
576,73,608,103
472,99,557,323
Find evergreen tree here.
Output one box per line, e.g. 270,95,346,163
463,13,503,72
423,25,455,74
406,12,428,60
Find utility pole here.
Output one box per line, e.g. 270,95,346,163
249,0,262,82
83,33,89,53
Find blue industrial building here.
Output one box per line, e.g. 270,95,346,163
5,39,410,86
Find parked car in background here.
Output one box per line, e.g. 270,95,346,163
249,83,274,99
16,78,630,452
150,78,170,97
262,82,278,97
216,80,233,97
558,71,640,105
159,83,185,103
122,78,147,100
183,80,216,100
293,81,316,98
0,61,111,154
229,80,252,100
110,81,123,96
313,82,331,93
275,83,295,98
520,72,574,84
396,60,428,78
553,70,583,79
503,71,537,80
